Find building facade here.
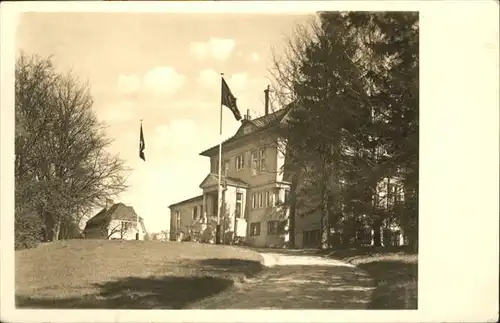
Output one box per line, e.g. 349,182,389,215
169,108,292,247
168,105,408,249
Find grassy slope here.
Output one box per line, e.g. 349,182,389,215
16,239,263,309
323,246,418,309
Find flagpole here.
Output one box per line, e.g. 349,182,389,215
137,118,142,241
216,73,224,245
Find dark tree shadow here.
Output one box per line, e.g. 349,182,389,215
16,258,264,309
196,258,264,279
16,276,234,309
356,260,418,309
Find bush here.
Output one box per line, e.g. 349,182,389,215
15,207,43,250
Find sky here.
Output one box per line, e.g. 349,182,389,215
16,12,313,233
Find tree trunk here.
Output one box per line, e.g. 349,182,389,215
287,176,298,249
402,178,418,252
372,220,382,247
53,217,61,241
320,162,329,250
372,188,382,247
321,200,329,249
42,210,54,242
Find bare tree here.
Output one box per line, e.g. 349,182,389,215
107,221,133,239
15,52,130,247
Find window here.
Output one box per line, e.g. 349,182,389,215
250,222,261,236
303,230,321,248
235,202,242,218
192,206,198,221
251,191,273,209
275,191,281,206
268,221,286,235
251,151,258,176
284,189,290,204
235,155,245,171
267,221,278,234
268,191,275,207
121,221,131,230
252,191,275,209
223,160,230,176
200,205,204,217
235,192,243,218
278,221,286,234
259,149,266,171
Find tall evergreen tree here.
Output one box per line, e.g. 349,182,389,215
271,12,418,249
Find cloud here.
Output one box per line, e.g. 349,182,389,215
143,66,186,96
115,66,186,99
190,38,236,60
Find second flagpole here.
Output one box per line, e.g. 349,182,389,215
216,73,224,245
137,119,142,241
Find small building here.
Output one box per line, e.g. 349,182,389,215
169,195,207,242
84,201,147,240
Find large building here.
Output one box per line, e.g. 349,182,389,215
169,99,408,249
169,103,294,247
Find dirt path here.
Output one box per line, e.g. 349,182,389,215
190,252,375,309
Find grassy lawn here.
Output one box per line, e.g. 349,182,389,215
322,246,418,309
15,239,263,309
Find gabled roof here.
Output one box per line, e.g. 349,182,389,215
199,107,290,157
84,203,141,230
199,173,249,189
168,195,203,209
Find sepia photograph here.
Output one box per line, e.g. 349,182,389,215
0,1,498,322
12,8,419,310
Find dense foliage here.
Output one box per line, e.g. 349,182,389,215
270,12,418,249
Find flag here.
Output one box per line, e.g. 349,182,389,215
221,77,242,121
139,123,145,161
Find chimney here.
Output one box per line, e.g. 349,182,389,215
264,85,270,115
245,109,251,120
105,198,114,209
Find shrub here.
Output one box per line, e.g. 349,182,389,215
15,207,43,250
